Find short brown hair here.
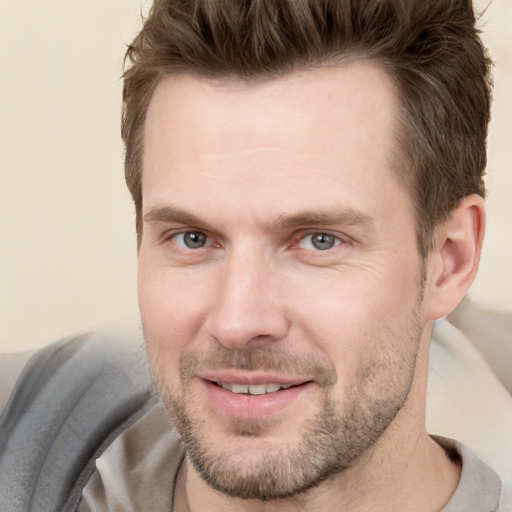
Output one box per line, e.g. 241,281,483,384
122,0,492,255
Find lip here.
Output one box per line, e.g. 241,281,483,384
201,371,308,387
201,374,314,420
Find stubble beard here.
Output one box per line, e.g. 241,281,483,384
146,300,424,501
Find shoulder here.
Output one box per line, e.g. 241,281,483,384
428,301,512,509
434,436,502,512
79,399,183,511
0,329,155,512
0,348,37,417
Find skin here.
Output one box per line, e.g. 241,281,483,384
137,61,485,511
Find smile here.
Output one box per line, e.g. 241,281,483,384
203,378,313,420
215,382,293,395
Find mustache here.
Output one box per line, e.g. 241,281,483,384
179,345,338,388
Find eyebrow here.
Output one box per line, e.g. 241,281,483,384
143,205,374,232
270,209,374,230
144,206,207,227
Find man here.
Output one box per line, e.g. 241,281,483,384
0,0,510,511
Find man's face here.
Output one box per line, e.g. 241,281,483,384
138,62,430,499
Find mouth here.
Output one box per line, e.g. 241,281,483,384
213,382,296,395
201,376,314,420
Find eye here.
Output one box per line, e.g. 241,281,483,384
172,231,209,249
298,232,342,251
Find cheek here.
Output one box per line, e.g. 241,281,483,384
138,265,192,375
138,259,210,334
138,266,200,400
290,263,423,369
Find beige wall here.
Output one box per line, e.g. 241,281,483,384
1,1,511,353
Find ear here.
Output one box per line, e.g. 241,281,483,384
424,194,486,321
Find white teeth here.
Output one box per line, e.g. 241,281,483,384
218,382,290,394
231,384,249,394
248,384,267,395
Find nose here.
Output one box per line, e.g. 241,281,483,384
206,249,290,350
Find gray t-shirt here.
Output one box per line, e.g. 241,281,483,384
78,401,503,512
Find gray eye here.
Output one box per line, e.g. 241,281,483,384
176,231,208,249
311,233,336,250
299,232,340,251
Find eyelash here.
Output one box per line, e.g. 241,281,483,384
296,232,344,251
168,230,214,250
165,229,346,253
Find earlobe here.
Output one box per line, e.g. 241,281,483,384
425,194,486,321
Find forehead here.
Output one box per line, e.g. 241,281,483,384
142,61,409,222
